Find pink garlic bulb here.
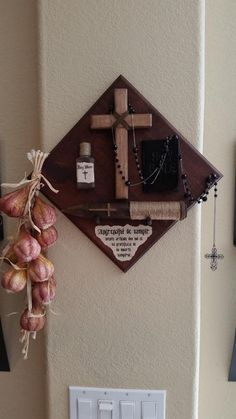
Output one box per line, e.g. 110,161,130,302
35,225,58,249
20,304,45,332
13,230,41,263
28,253,54,283
1,268,27,293
32,277,56,305
32,196,57,230
0,186,29,218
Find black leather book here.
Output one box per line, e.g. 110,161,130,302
142,137,179,193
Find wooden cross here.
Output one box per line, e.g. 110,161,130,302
91,88,152,199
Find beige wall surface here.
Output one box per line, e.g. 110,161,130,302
38,1,204,419
1,2,236,419
0,2,46,419
199,1,236,418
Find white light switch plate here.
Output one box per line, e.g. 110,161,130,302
69,387,166,419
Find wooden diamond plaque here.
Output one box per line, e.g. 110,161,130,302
42,75,222,272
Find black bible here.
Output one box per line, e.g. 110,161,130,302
142,137,179,193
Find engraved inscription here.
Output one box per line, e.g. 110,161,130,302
95,224,152,261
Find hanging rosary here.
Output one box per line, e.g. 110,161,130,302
110,104,224,269
179,157,224,270
176,147,224,271
204,179,224,270
111,105,169,188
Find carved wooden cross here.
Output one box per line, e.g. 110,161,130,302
91,88,152,199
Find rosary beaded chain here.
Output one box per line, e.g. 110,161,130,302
110,103,223,265
178,141,218,205
110,105,219,205
204,179,224,270
110,106,171,188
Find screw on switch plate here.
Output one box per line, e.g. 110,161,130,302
69,387,166,419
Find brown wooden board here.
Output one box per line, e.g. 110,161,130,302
41,75,222,272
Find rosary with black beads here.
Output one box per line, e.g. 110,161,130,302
110,105,224,270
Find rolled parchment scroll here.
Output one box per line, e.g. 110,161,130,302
64,201,187,221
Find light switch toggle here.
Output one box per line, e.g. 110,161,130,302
98,400,114,419
98,400,114,411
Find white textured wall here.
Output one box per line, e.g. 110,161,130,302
0,2,46,419
38,1,204,419
199,1,236,418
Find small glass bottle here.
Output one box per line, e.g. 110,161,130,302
76,142,95,189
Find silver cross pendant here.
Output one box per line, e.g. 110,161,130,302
205,246,224,271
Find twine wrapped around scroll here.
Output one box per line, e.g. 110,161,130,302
130,201,187,221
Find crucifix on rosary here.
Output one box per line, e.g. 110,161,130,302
91,88,152,199
204,179,224,270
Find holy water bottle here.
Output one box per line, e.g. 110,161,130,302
76,142,95,189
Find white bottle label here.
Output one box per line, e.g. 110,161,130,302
77,162,94,183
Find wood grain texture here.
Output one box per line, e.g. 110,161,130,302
91,112,152,129
114,88,128,199
91,88,152,199
41,75,222,272
115,127,128,199
114,88,127,114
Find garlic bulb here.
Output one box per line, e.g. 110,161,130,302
35,225,58,249
13,230,41,263
28,253,54,283
32,196,57,230
32,277,56,305
1,268,27,293
0,186,29,218
20,304,45,332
